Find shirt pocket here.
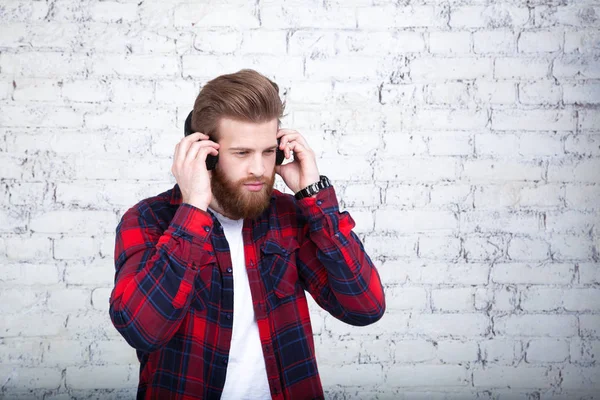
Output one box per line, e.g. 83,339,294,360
191,261,215,311
261,236,300,299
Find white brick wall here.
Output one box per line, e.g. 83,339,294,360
1,0,599,398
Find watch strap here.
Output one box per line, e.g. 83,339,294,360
294,175,331,200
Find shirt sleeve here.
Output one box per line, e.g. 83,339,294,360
294,186,386,326
109,202,216,352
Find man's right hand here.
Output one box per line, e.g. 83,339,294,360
171,132,219,211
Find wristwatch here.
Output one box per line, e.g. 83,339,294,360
294,175,332,200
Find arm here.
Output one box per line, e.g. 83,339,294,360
109,202,215,352
295,186,386,326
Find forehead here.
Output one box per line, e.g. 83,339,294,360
217,118,278,147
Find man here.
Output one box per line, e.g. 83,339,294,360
109,69,385,400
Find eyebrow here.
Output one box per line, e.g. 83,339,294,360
229,145,278,152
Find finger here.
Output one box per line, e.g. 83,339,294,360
184,140,219,166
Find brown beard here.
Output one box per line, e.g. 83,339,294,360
211,166,275,220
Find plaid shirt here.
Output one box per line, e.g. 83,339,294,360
109,183,385,400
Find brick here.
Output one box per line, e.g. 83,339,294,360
385,286,428,311
89,1,137,23
463,235,506,262
410,313,490,337
376,157,458,182
42,340,89,366
2,313,66,337
492,109,574,131
546,210,600,233
494,314,578,337
462,160,545,182
519,80,562,105
66,365,136,390
475,286,518,312
343,183,381,207
109,80,154,104
564,83,600,104
428,31,471,54
363,234,417,259
0,339,44,366
182,55,304,81
0,366,62,390
90,340,138,365
549,234,594,261
570,339,600,364
554,55,600,79
437,340,479,363
579,262,600,284
495,58,550,79
578,109,600,131
47,288,91,312
580,315,600,338
429,184,473,208
418,235,462,260
8,182,48,206
0,263,61,286
493,263,574,284
30,210,116,234
462,210,544,234
319,364,383,387
375,209,457,233
508,236,551,261
155,79,199,105
426,82,470,105
380,84,426,106
473,80,516,104
565,30,600,53
518,30,563,53
239,30,286,55
64,261,115,287
341,31,426,55
174,3,259,28
0,105,83,128
287,31,336,57
90,54,180,78
535,5,600,28
0,23,28,47
306,56,381,80
357,5,447,29
336,134,381,156
480,339,521,365
526,338,570,363
474,30,517,54
387,365,469,387
520,288,564,311
85,107,173,130
0,52,87,78
5,235,53,261
450,6,530,29
393,340,436,363
28,22,79,49
385,184,429,207
12,78,62,101
432,288,476,312
411,57,492,82
563,288,600,311
561,366,600,390
474,183,563,209
0,288,46,313
548,159,600,183
473,366,553,388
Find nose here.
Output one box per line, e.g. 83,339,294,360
248,152,265,177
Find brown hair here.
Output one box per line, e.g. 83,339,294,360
191,69,284,139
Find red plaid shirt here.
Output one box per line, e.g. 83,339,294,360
109,184,385,399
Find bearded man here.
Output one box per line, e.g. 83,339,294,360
109,69,385,400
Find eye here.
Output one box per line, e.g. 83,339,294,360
264,149,275,155
235,151,248,156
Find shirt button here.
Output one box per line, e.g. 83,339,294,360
223,358,228,365
226,314,232,320
227,267,233,273
316,200,322,205
204,226,210,232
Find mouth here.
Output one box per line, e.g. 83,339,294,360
243,182,264,192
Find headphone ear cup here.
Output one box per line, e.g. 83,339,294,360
275,148,284,165
206,154,218,170
184,111,193,137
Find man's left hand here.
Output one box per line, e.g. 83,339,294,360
275,129,320,194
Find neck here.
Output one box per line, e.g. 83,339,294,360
209,198,239,221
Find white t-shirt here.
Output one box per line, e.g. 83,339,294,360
212,210,271,400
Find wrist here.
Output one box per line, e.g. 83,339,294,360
182,196,209,211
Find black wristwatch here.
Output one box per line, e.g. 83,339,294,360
294,175,332,200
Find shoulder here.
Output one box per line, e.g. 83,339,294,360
119,185,180,231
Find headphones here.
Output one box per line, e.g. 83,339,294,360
184,111,285,170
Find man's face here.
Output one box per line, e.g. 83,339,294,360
210,117,279,220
